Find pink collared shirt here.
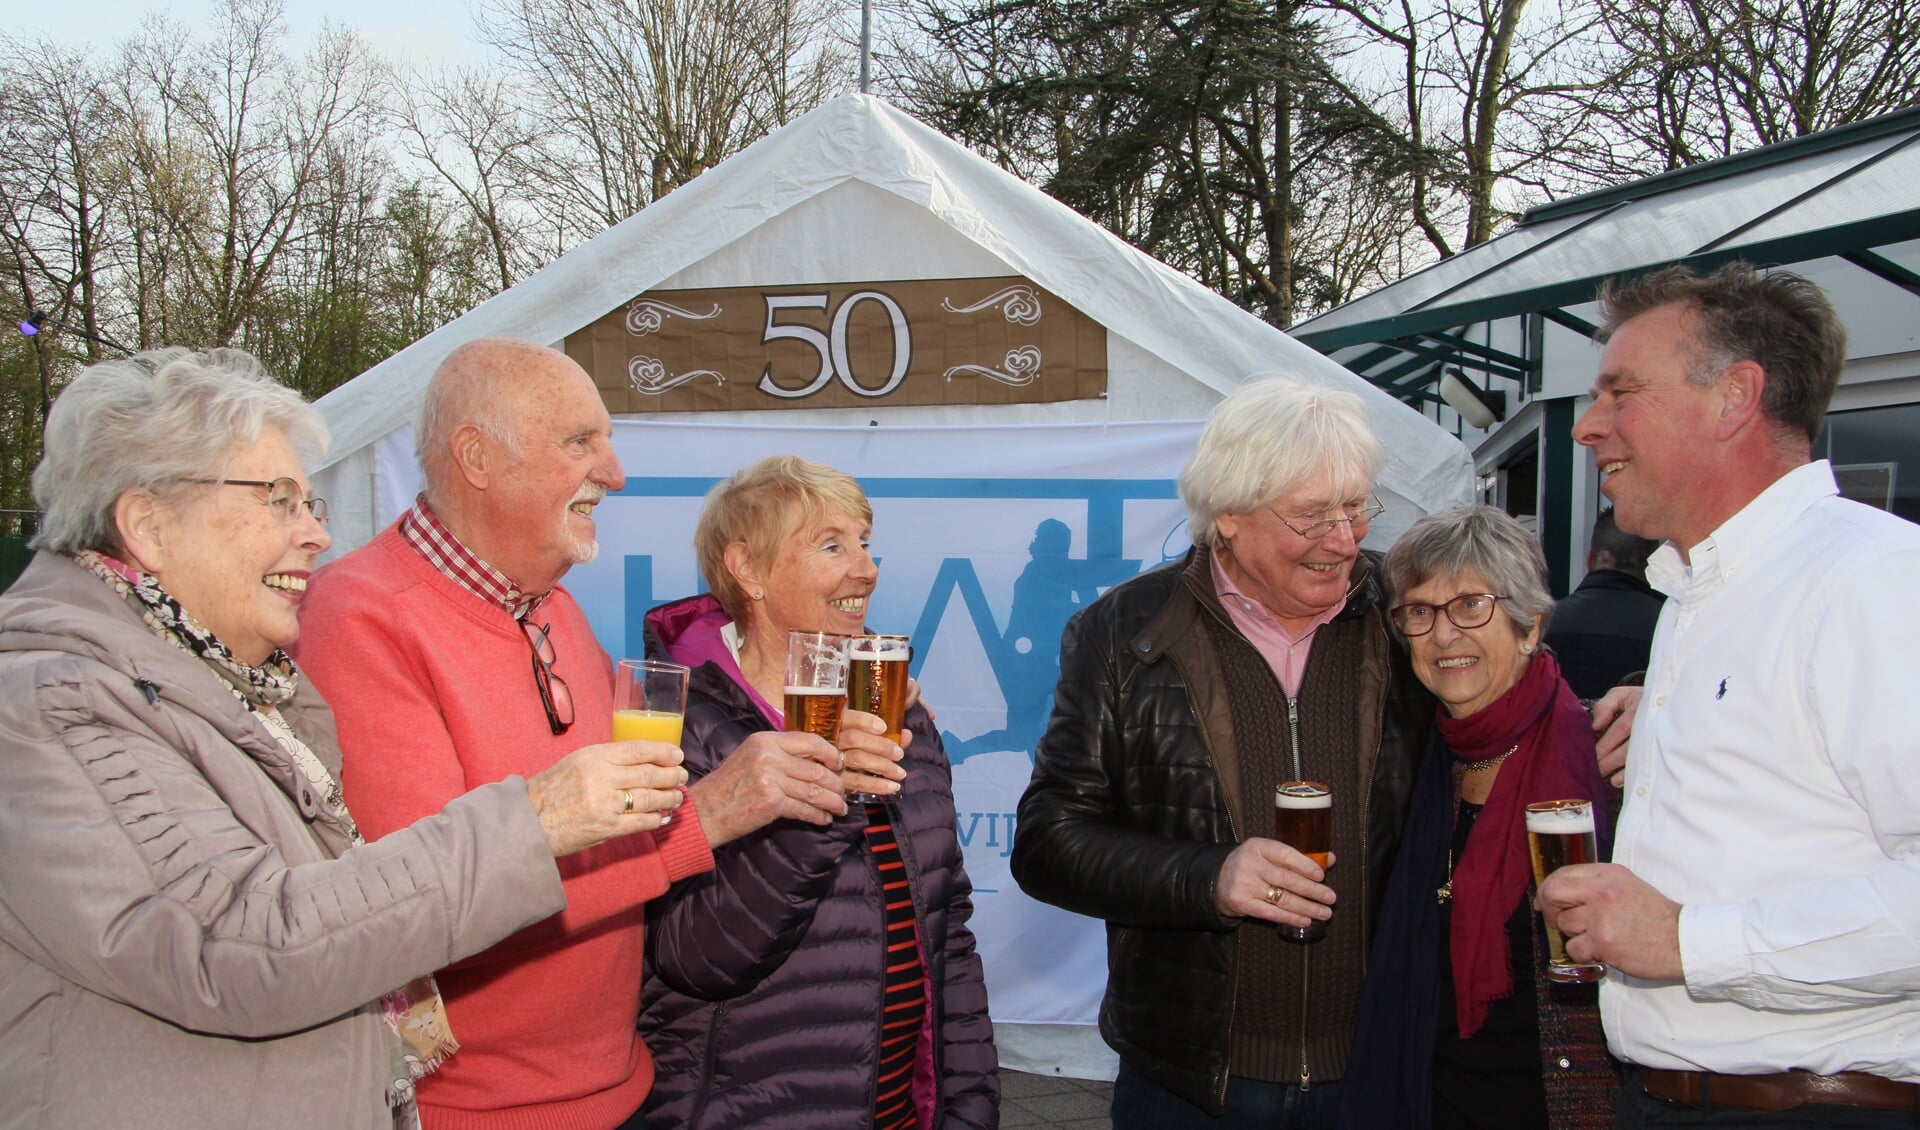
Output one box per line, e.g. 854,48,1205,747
1210,551,1341,696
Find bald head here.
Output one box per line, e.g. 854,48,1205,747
419,338,562,499
415,337,623,592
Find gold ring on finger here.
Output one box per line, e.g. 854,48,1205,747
1266,885,1284,907
620,788,635,816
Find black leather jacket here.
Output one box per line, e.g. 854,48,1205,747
1011,548,1432,1113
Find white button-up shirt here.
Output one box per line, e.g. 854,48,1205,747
1603,460,1920,1080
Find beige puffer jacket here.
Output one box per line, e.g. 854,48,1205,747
0,552,567,1129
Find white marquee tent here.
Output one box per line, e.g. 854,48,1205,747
310,92,1472,1077
314,94,1467,543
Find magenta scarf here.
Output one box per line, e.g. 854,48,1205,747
1433,649,1604,1037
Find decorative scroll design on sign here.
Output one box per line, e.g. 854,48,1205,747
945,346,1043,387
568,274,1105,411
625,298,722,336
941,285,1042,325
629,355,726,395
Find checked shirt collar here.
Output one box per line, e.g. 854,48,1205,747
397,494,552,620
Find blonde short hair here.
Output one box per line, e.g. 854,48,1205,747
695,456,873,624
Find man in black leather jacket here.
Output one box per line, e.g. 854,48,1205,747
1012,379,1436,1127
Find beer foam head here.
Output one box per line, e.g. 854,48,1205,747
848,635,909,661
1525,802,1595,834
1274,782,1331,809
784,685,843,697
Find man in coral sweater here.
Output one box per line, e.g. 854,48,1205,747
296,338,852,1129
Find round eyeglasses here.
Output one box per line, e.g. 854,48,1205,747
1389,592,1506,637
1270,497,1386,540
186,477,328,526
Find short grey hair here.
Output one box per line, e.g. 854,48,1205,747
1381,505,1554,636
1178,378,1384,546
1597,261,1844,446
31,348,328,555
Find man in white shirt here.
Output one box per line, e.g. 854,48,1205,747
1539,261,1920,1128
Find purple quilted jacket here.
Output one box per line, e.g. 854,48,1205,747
639,595,1000,1129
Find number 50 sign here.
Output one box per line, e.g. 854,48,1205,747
566,275,1108,413
759,292,913,398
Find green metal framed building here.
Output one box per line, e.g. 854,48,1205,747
1291,107,1920,594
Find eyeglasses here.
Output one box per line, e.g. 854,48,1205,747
1390,592,1506,637
1270,496,1385,540
521,618,574,735
187,477,328,526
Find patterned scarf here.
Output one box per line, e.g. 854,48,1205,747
74,549,458,1104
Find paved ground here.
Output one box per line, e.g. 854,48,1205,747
999,1068,1114,1129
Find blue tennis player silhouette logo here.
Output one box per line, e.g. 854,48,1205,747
944,518,1167,765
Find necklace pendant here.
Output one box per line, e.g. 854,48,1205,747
1436,880,1452,905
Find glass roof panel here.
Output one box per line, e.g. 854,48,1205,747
1727,139,1920,248
1296,130,1913,338
1433,142,1881,304
1294,212,1585,332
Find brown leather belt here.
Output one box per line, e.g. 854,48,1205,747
1641,1067,1920,1112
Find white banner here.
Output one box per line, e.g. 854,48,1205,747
373,418,1211,1073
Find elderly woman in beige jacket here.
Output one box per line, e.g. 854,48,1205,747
0,349,689,1129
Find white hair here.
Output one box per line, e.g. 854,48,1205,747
1178,378,1384,546
31,348,327,555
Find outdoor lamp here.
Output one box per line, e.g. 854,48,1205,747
1438,367,1507,430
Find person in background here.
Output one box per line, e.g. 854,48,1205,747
1542,508,1664,701
639,455,999,1129
1541,262,1920,1128
1342,506,1616,1130
295,339,850,1129
0,349,687,1128
1012,378,1434,1129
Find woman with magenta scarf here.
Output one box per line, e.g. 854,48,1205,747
1341,506,1619,1130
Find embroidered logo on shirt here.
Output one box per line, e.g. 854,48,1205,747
1716,677,1729,700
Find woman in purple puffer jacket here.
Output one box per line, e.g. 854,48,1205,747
638,455,1000,1130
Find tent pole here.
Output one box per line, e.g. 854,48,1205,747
860,0,872,93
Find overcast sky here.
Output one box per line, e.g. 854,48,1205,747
18,0,491,67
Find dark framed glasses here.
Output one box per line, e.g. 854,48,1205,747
1390,592,1507,637
521,618,574,735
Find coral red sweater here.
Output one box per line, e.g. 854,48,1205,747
295,524,714,1130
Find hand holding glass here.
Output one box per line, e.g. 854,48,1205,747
846,634,910,803
783,631,849,745
1526,799,1605,983
612,659,688,746
1274,781,1332,943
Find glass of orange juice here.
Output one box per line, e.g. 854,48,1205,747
613,659,689,746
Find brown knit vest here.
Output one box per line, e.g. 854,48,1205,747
1202,601,1372,1088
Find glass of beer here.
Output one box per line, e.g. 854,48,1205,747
846,634,910,803
612,659,688,746
1526,799,1605,983
784,631,849,746
1274,781,1332,943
